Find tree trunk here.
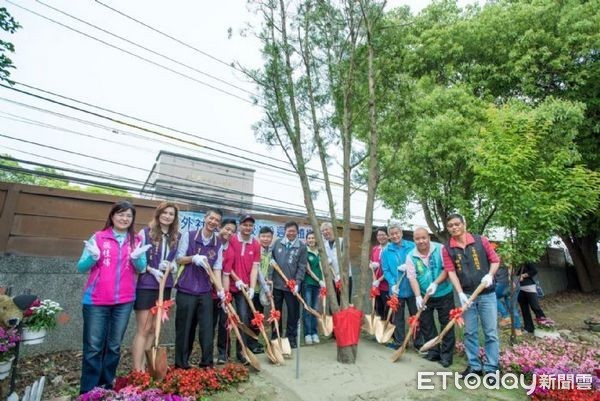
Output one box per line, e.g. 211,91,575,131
337,345,357,363
560,232,600,292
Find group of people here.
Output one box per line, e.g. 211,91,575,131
76,200,553,394
370,214,553,382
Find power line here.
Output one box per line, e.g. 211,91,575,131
35,0,255,97
94,0,240,72
5,0,254,104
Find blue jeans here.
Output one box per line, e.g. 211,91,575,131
463,291,499,372
303,284,319,336
495,282,521,329
80,302,133,394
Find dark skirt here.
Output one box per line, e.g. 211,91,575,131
134,288,172,310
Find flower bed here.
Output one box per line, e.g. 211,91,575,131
78,363,249,401
499,338,599,400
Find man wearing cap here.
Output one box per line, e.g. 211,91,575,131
269,221,307,349
228,214,262,358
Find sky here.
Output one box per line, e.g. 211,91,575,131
0,0,472,229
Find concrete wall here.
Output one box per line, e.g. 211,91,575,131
0,255,175,355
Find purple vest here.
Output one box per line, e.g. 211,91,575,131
136,227,180,290
175,230,221,295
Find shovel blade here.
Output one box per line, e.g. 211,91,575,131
145,346,168,381
380,323,396,344
243,347,261,371
273,337,292,358
419,336,440,353
363,314,378,335
318,316,334,337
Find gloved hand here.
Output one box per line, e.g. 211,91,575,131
293,284,299,294
192,254,208,267
459,292,471,308
327,258,333,266
426,282,438,296
372,279,381,288
397,264,407,273
217,289,225,300
83,240,100,261
319,280,326,288
369,262,379,270
170,261,179,276
130,244,152,260
391,284,399,295
248,288,255,299
235,280,246,291
335,274,340,282
481,273,493,288
147,267,164,283
416,295,425,310
158,260,170,271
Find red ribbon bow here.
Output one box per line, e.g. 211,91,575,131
251,311,265,328
286,279,297,292
370,286,380,299
319,287,328,298
268,309,281,323
408,315,420,337
150,299,175,322
224,291,232,304
450,307,464,327
335,279,342,291
386,295,400,312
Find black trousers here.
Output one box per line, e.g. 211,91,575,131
375,289,389,318
393,296,423,347
211,299,229,360
232,291,257,359
175,291,213,368
272,288,300,343
420,292,455,364
518,290,546,333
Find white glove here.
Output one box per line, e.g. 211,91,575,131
369,262,379,270
147,267,164,283
293,284,299,294
335,274,340,282
235,280,246,291
248,288,255,299
217,289,225,300
83,240,100,261
158,260,170,271
372,279,380,288
192,254,208,267
426,282,438,296
416,295,425,310
391,284,399,295
319,280,326,288
397,264,407,272
170,261,179,276
130,244,152,260
459,292,471,308
481,273,493,288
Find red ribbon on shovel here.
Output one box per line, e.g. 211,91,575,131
150,299,175,322
251,311,265,328
386,295,400,312
319,287,328,298
370,286,380,299
449,308,464,327
408,315,420,337
286,279,297,292
268,309,281,324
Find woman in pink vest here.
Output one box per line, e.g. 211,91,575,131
370,226,390,318
77,201,149,394
131,202,180,371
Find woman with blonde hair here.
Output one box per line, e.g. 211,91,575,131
131,202,181,371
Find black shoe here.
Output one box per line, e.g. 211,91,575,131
424,354,441,362
250,346,265,354
460,366,483,377
439,360,452,368
289,338,297,349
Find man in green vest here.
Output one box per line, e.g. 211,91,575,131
407,227,455,368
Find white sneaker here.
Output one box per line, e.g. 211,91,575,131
312,334,320,344
305,335,313,345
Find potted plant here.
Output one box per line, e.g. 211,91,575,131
0,327,20,378
21,298,63,345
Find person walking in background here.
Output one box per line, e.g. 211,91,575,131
381,223,417,349
270,221,307,349
131,202,181,372
77,201,149,394
517,262,554,334
443,213,500,383
174,208,225,369
303,231,325,345
370,226,389,318
495,263,522,336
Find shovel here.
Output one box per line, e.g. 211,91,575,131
363,297,378,335
269,296,292,358
270,261,322,319
374,272,405,343
319,295,334,337
420,282,488,353
228,312,261,371
146,264,171,381
391,293,431,362
237,284,284,365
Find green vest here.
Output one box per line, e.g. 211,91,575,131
410,243,452,298
304,248,323,287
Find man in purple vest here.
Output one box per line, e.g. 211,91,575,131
442,213,500,385
175,208,225,368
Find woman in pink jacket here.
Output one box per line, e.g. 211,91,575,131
77,201,149,394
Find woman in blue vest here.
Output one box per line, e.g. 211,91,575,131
131,202,180,372
407,227,454,367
